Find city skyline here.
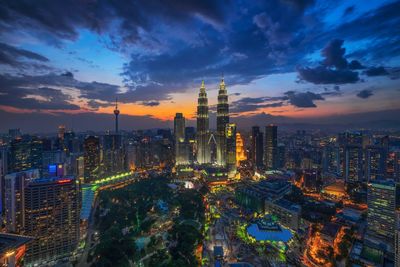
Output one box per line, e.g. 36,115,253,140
1,1,400,132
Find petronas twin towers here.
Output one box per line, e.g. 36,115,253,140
196,78,230,166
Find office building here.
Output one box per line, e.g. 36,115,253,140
196,81,211,164
366,145,386,181
345,145,363,183
226,123,237,178
83,136,100,183
4,169,40,233
23,177,80,265
216,78,229,166
277,143,285,169
251,126,264,169
264,125,277,170
8,137,43,173
174,113,189,165
102,134,124,175
236,132,246,165
367,180,397,246
265,198,301,230
323,144,340,175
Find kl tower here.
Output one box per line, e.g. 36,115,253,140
114,98,120,133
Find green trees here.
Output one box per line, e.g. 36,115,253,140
89,176,205,266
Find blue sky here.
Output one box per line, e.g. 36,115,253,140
0,0,399,132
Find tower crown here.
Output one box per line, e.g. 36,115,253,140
114,98,120,115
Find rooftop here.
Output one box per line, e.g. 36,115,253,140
0,233,33,256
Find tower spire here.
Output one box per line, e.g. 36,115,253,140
113,97,120,133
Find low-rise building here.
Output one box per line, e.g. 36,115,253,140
265,198,301,230
0,233,32,267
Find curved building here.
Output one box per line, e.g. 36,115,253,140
217,78,229,166
196,81,211,164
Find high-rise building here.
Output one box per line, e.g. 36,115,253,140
83,136,100,183
185,127,196,163
196,81,210,164
251,126,264,170
125,140,139,171
236,132,246,166
57,125,66,140
102,134,124,175
9,137,43,173
396,213,400,267
367,180,397,247
4,169,40,233
174,113,189,165
277,143,286,169
264,125,277,170
226,123,237,177
23,177,80,265
8,129,21,140
322,144,340,175
0,144,8,215
216,78,229,166
345,144,363,183
114,98,120,133
366,145,386,181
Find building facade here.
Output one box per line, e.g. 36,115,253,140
216,78,229,166
174,113,189,165
83,136,100,183
264,125,277,170
367,180,397,247
226,123,237,178
23,177,80,266
196,81,211,164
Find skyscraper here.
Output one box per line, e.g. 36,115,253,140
367,180,397,247
9,137,43,173
174,113,189,165
4,169,40,233
114,98,120,133
196,81,210,164
345,144,363,183
322,144,340,175
226,123,237,177
103,133,124,175
23,177,80,265
251,126,264,170
264,125,277,170
366,145,386,181
216,78,229,166
83,136,100,183
236,132,246,166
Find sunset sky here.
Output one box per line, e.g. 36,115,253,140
0,0,399,132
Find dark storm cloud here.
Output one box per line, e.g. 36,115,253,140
0,43,49,66
284,91,324,108
0,84,80,110
0,0,398,114
140,101,160,107
357,89,374,99
334,1,400,63
297,66,359,84
230,90,329,111
0,0,227,47
343,6,355,17
364,66,389,77
0,73,123,110
297,39,363,84
348,60,365,70
322,39,348,69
